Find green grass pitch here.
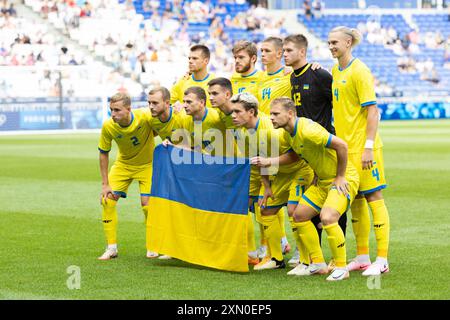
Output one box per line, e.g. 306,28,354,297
1,120,449,300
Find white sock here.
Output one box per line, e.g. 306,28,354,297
281,237,288,247
248,250,258,259
375,257,388,265
108,244,117,250
356,254,371,263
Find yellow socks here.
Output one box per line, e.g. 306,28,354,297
368,199,390,258
102,197,118,245
323,222,346,268
261,215,283,261
296,220,324,264
351,197,371,256
142,205,148,224
290,217,310,265
247,211,257,253
277,207,287,241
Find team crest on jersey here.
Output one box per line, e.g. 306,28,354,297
116,134,123,139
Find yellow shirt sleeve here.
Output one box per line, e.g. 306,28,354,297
354,66,377,107
98,123,112,152
170,78,184,105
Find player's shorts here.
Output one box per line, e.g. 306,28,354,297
258,164,315,208
108,162,153,198
348,148,387,195
300,168,359,215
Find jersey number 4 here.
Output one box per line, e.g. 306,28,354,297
334,88,339,101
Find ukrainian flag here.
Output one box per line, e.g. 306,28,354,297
147,145,250,272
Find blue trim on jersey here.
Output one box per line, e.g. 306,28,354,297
254,118,260,131
113,191,127,198
288,200,299,205
140,193,151,197
291,118,299,137
268,67,284,76
249,195,260,200
242,70,258,78
325,134,333,148
160,107,173,123
98,147,110,153
302,194,321,212
338,57,356,71
202,107,208,122
361,101,377,107
192,73,210,82
359,184,387,195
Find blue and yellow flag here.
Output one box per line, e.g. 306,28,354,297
147,145,250,272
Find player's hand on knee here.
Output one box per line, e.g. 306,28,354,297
100,186,116,204
333,175,349,196
259,188,274,209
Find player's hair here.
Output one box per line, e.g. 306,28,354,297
284,34,308,49
184,86,207,103
272,97,296,113
330,26,362,48
230,92,259,117
208,77,233,95
148,86,171,102
110,92,131,107
190,44,211,60
262,36,283,51
232,40,258,60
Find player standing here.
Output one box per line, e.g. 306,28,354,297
328,27,390,276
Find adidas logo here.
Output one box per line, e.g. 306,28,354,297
102,220,112,223
351,219,358,223
337,242,345,248
374,224,385,228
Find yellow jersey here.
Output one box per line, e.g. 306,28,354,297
98,107,154,167
282,117,358,181
170,73,215,107
331,58,383,153
175,107,229,156
230,69,263,97
149,107,188,141
234,115,300,174
257,67,292,115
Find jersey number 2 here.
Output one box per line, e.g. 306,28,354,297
131,136,140,146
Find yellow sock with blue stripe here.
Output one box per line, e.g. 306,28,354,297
351,197,371,256
261,215,283,261
323,222,347,268
290,217,309,265
368,199,390,258
102,198,118,245
297,220,324,264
